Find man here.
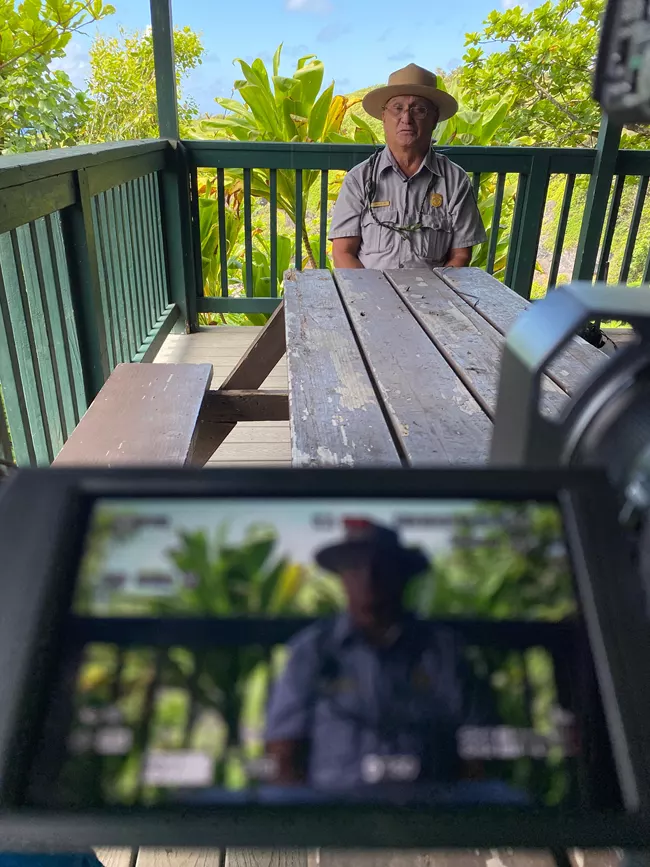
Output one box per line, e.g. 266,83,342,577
329,64,486,271
264,519,497,798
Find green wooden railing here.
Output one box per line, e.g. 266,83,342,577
0,140,191,465
2,135,650,465
186,141,650,313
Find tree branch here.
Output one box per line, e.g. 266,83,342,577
522,72,585,126
0,3,99,74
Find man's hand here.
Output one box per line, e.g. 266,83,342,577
332,237,364,269
445,246,472,267
265,739,309,785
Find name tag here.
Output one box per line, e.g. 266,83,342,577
371,200,390,208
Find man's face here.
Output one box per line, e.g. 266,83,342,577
339,549,408,630
382,95,438,152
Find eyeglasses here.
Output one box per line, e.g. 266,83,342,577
383,102,431,120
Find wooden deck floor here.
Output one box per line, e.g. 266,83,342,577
155,325,291,467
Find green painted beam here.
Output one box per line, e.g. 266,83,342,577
85,150,166,198
133,303,180,362
149,0,179,140
0,174,75,235
0,141,168,191
197,297,282,314
573,116,623,282
508,153,551,298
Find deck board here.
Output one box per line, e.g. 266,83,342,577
156,326,290,466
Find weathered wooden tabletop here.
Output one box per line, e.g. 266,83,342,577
284,267,608,467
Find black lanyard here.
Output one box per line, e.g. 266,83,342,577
363,148,438,242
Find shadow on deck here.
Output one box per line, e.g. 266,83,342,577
155,325,290,467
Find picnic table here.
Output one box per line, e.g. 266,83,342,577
282,267,608,467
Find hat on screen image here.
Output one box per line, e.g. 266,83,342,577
315,518,429,578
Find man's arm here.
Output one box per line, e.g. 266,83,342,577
265,739,310,784
445,246,472,268
332,237,364,269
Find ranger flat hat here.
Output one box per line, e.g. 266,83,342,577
362,63,458,122
315,518,429,579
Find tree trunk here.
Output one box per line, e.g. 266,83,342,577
302,225,318,269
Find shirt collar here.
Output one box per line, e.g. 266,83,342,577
331,611,416,649
378,146,441,178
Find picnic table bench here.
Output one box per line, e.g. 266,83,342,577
283,267,608,467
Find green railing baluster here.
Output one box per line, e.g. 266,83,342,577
17,224,66,455
0,259,35,465
243,167,253,297
508,154,551,298
59,167,109,401
127,180,148,347
97,191,126,364
643,242,650,285
295,169,303,270
137,176,157,332
105,188,130,361
486,172,505,275
573,116,622,282
2,231,53,463
151,174,169,317
505,172,528,289
596,174,624,282
145,174,163,317
619,175,649,284
121,181,144,350
270,168,278,297
472,172,481,199
319,170,329,269
93,194,119,369
47,212,86,424
548,174,576,290
112,185,136,359
216,168,229,298
31,218,75,441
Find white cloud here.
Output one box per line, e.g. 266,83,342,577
286,0,332,12
502,0,529,8
49,37,90,89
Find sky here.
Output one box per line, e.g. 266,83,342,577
87,497,477,585
53,0,533,115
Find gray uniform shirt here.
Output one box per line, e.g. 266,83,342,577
265,614,495,791
329,147,487,270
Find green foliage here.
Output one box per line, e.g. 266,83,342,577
0,0,114,152
460,0,650,147
190,44,379,317
83,25,204,143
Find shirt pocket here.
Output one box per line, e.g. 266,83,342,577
414,211,453,263
360,208,399,254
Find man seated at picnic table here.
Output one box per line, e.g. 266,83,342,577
263,519,527,805
329,63,486,271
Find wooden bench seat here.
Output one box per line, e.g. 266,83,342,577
54,362,213,466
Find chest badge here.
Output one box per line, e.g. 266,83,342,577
430,193,443,208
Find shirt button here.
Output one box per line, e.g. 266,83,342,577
399,263,404,269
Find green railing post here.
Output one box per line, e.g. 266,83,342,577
508,153,551,298
60,168,110,401
159,143,199,331
149,0,179,140
572,115,623,282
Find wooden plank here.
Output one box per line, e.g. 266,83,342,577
387,270,569,419
335,269,492,465
54,362,212,466
284,269,401,467
435,267,609,395
94,849,135,867
220,302,286,390
201,389,289,422
225,850,309,867
136,850,220,867
317,853,574,867
0,173,76,235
